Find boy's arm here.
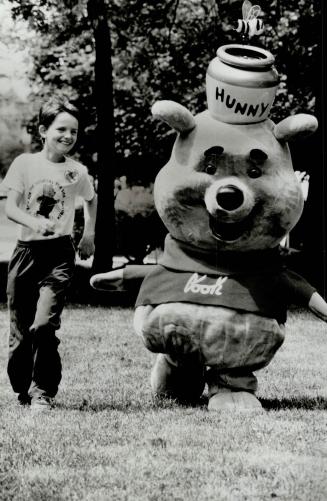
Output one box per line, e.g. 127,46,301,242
308,292,327,322
77,193,97,259
5,189,55,236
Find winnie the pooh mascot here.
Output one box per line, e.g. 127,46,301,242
91,38,326,412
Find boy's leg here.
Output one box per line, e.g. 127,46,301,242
7,318,33,400
29,288,63,399
7,244,38,400
29,243,75,400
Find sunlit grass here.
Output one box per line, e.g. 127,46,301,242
0,304,326,500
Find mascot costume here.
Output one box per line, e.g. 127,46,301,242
91,2,327,411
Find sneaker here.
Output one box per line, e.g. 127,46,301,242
18,393,31,406
30,396,53,412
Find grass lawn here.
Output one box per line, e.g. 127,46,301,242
0,303,326,500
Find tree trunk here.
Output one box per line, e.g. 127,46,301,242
297,3,326,298
88,0,116,273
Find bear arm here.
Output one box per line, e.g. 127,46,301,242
123,264,157,282
280,269,316,307
274,114,318,142
90,264,156,292
151,101,196,133
308,292,327,322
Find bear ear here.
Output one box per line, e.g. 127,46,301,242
151,100,196,134
273,114,318,142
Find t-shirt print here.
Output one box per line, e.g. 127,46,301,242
27,179,66,222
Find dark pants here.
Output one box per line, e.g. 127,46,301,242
6,236,75,399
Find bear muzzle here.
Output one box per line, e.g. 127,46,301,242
204,178,255,242
216,185,244,211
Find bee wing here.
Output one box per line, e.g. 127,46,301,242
247,5,262,20
242,0,253,20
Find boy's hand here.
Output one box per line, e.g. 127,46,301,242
78,233,95,260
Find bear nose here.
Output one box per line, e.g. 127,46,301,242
216,186,244,211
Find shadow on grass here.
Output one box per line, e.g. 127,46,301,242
260,396,327,411
56,396,208,413
55,395,327,413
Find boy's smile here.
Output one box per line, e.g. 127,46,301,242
40,112,79,162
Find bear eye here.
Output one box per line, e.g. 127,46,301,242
203,146,224,175
247,166,262,178
249,149,268,164
204,163,216,175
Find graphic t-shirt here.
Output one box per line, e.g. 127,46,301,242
2,152,94,241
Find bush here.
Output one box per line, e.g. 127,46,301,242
73,178,167,264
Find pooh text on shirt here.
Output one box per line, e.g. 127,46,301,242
184,273,228,296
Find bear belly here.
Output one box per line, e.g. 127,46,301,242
134,303,285,371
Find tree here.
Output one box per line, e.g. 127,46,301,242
0,4,33,177
297,2,326,297
6,0,321,165
87,0,115,273
6,0,324,286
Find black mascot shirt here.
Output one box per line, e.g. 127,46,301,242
136,236,315,324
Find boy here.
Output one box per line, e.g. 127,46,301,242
2,95,97,411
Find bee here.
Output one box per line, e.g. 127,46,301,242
236,0,264,39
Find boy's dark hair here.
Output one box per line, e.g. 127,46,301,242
39,96,80,129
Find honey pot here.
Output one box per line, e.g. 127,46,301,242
206,44,279,124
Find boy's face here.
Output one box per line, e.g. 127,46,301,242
39,112,79,159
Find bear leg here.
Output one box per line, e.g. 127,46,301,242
206,367,263,412
151,353,205,404
207,389,263,412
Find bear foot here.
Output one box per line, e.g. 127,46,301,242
151,353,205,404
208,388,263,412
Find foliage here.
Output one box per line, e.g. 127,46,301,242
114,180,166,261
0,87,32,178
258,0,320,121
0,6,34,177
7,0,97,172
0,122,24,180
73,178,167,263
0,305,327,500
6,0,321,179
